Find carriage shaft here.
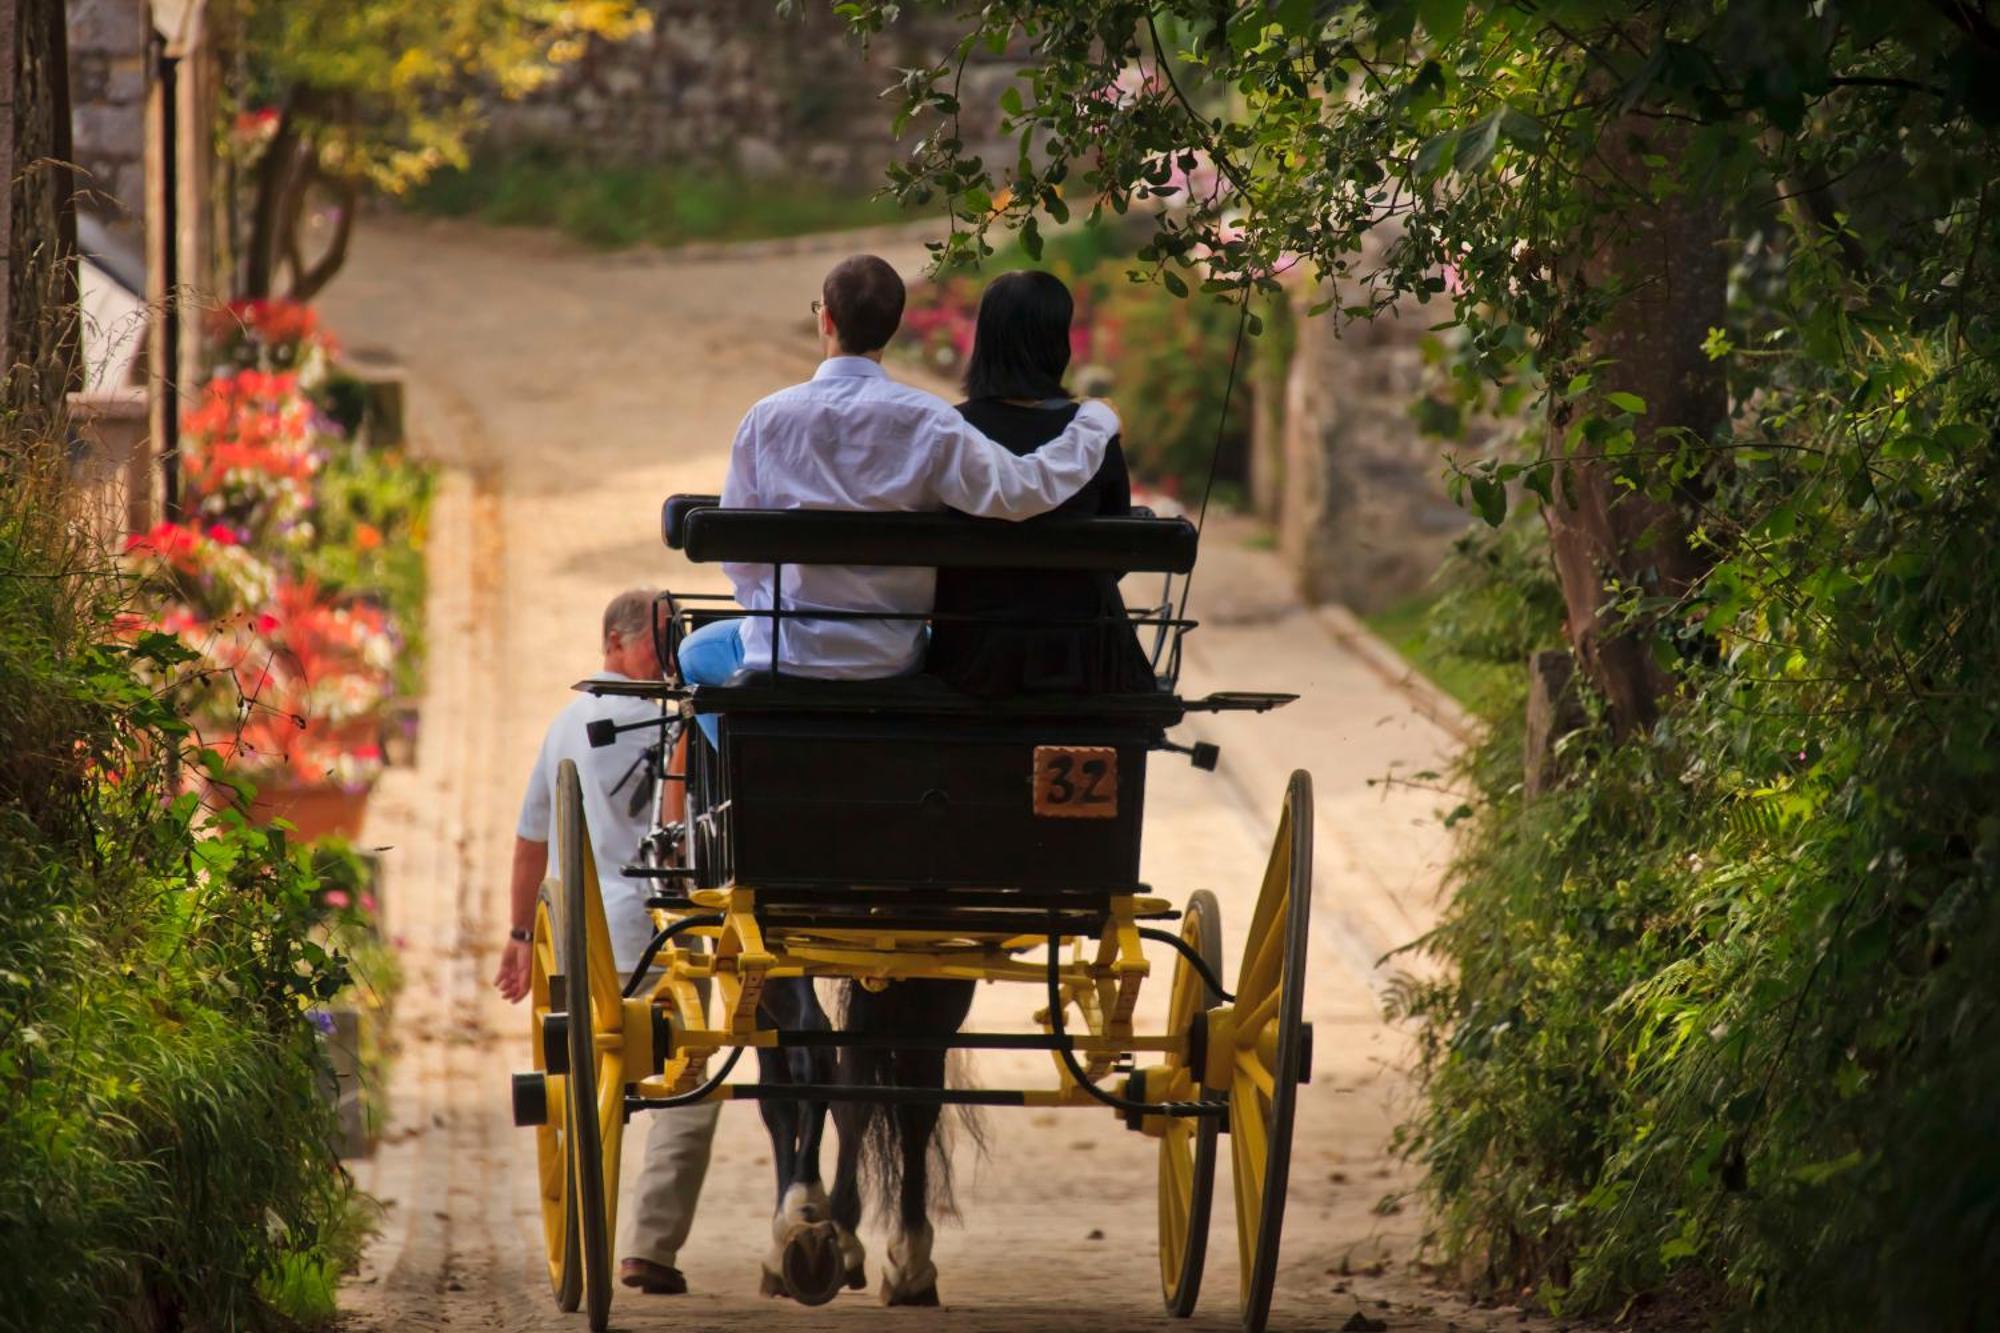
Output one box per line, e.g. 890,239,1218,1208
728,1027,1180,1053
625,1081,1225,1114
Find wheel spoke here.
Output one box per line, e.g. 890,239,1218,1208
1236,1048,1276,1100
1236,897,1288,1009
1234,987,1282,1047
1230,1092,1260,1282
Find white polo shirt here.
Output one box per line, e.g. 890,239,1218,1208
516,671,667,972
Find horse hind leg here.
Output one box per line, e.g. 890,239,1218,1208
879,1217,939,1308
758,979,847,1306
880,980,975,1306
829,1099,870,1289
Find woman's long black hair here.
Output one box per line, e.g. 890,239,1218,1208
962,269,1074,401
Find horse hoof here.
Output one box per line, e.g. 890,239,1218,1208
881,1278,941,1307
846,1264,867,1291
780,1221,845,1307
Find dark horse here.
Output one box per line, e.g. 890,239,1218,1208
755,975,978,1306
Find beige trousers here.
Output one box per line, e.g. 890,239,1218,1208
619,965,721,1269
620,1100,722,1268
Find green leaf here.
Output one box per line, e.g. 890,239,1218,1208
1414,131,1459,179
1020,215,1043,260
1453,112,1504,174
1792,1150,1864,1186
1468,475,1507,526
1415,0,1462,42
1162,270,1189,298
1605,391,1648,415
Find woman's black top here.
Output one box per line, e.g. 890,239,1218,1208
927,398,1158,696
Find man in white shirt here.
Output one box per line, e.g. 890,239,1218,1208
676,253,1120,707
494,589,718,1297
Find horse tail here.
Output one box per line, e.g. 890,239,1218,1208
835,978,985,1222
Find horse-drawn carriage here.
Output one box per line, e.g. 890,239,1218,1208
511,495,1314,1331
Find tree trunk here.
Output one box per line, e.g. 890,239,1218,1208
1,0,79,428
1542,113,1727,739
240,98,302,299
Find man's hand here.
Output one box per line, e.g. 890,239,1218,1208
1079,397,1122,434
494,937,533,1003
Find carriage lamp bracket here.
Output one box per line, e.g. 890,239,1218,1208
1157,737,1221,771
1044,934,1226,1122
585,713,681,749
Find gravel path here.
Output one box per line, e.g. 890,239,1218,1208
322,217,1563,1333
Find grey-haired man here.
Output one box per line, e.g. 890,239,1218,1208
495,588,717,1295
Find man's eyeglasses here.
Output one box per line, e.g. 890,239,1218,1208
810,299,823,316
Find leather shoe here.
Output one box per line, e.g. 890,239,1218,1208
619,1258,688,1295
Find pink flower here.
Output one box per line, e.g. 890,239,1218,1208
360,894,377,913
323,888,351,908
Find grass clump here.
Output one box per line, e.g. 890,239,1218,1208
0,440,359,1330
405,148,912,249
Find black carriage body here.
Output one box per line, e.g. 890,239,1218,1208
655,494,1260,916
721,703,1152,893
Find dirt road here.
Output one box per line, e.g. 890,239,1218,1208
323,217,1554,1333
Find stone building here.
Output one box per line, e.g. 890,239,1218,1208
480,1,983,184
66,0,147,227
1254,279,1474,614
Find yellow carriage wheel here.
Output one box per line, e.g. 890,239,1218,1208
1229,772,1314,1333
555,760,628,1333
1158,889,1224,1317
530,881,581,1311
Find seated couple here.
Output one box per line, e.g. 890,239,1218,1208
678,253,1155,708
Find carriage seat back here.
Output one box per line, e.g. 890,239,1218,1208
662,494,1198,575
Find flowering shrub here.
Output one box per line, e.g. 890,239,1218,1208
899,266,1105,392
208,298,340,384
901,275,982,376
896,249,1252,492
229,106,281,161
125,301,429,801
199,581,396,788
182,369,325,547
121,520,279,621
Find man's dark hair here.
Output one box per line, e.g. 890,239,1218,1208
962,269,1075,401
822,255,906,354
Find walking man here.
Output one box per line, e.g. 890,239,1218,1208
494,588,717,1296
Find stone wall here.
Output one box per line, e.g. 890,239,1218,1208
1261,282,1473,614
66,0,146,225
481,3,976,185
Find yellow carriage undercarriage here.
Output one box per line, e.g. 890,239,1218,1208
516,761,1314,1333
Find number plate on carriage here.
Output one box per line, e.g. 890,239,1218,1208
1032,746,1118,819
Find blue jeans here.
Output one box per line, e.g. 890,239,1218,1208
677,617,746,746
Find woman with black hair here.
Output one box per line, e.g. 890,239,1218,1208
927,270,1157,695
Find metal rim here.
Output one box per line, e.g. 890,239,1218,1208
557,760,624,1333
1231,771,1312,1333
1159,888,1223,1317
532,882,580,1311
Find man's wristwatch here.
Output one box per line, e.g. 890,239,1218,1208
508,927,532,943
